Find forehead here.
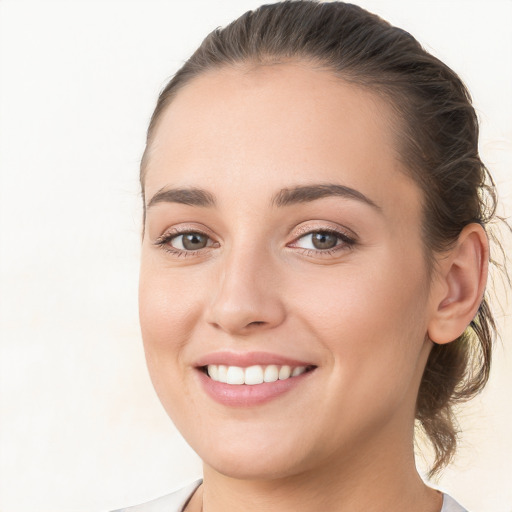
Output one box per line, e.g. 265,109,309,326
144,63,421,223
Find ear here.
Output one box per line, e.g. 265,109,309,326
427,223,489,345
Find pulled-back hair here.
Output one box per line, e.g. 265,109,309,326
141,0,500,476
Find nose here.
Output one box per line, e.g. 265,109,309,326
205,245,286,335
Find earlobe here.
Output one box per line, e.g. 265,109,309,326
427,223,489,345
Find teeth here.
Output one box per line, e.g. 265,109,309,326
206,364,309,385
245,365,264,385
226,366,245,385
208,364,219,381
291,366,306,377
278,365,291,380
263,365,279,383
217,365,228,383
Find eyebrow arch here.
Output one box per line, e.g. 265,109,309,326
147,187,216,209
272,183,381,210
146,183,380,211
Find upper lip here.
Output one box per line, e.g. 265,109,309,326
194,351,316,368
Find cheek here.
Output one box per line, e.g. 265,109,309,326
297,255,426,328
138,271,203,424
139,260,202,342
296,262,430,435
290,250,430,375
138,261,205,395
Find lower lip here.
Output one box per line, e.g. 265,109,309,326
196,369,314,407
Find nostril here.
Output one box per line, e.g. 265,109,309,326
248,321,265,327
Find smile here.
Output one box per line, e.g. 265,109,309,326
195,353,317,406
205,364,312,385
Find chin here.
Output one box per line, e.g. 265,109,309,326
189,424,316,481
203,450,309,481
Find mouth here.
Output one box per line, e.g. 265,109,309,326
195,355,317,407
200,364,317,385
194,351,318,406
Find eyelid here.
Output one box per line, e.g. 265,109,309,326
286,222,358,257
290,221,358,242
154,223,217,241
152,221,357,258
153,224,220,256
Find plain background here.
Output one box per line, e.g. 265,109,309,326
0,1,511,511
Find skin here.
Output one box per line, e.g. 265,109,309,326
139,63,487,511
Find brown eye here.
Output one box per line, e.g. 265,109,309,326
171,232,210,250
311,232,339,250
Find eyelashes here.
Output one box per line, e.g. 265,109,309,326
288,228,356,256
154,224,357,259
154,229,219,257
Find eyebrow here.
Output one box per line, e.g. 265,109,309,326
147,187,216,209
146,183,380,211
272,183,381,210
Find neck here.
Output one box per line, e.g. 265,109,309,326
197,427,441,512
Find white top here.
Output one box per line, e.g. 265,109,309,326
112,480,469,512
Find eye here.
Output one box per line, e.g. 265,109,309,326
296,231,340,250
170,232,211,250
154,229,218,255
290,228,356,254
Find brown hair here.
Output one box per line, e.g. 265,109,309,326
141,0,500,476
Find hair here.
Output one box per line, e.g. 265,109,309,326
140,1,501,477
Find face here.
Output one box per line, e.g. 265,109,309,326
139,63,437,480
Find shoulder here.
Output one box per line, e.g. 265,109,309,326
112,482,466,512
442,493,470,512
111,479,202,512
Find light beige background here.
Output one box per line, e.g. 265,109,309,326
0,1,510,511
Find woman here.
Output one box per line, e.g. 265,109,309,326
118,1,501,510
